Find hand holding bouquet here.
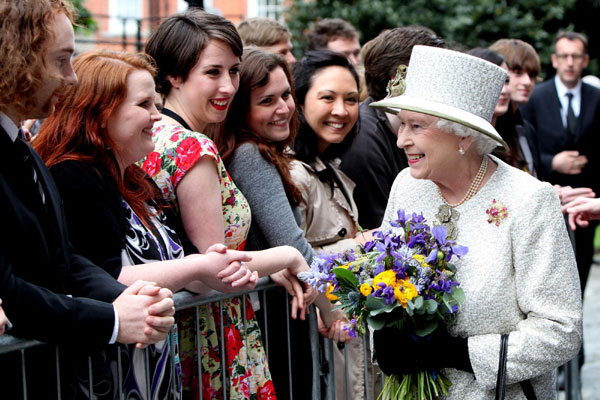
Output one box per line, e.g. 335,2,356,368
298,210,468,400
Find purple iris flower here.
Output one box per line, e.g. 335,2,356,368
343,319,358,338
373,283,396,304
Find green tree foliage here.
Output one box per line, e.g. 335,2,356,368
285,0,599,78
71,0,97,33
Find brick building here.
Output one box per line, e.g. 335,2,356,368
78,0,285,52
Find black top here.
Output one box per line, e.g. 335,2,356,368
50,160,196,279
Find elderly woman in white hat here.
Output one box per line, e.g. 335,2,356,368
371,46,582,399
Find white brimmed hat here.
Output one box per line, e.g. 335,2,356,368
371,45,509,150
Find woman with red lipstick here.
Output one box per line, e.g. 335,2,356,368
141,10,315,399
370,45,582,399
34,50,259,399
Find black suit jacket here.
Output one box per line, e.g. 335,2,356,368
520,79,600,192
0,127,125,347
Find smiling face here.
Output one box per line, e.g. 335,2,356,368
396,110,463,183
302,65,359,153
246,66,295,142
507,67,536,106
106,69,162,172
551,37,589,89
169,39,240,131
33,12,78,120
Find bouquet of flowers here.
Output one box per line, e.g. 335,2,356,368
298,209,467,400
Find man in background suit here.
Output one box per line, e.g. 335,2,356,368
521,31,600,295
0,0,175,396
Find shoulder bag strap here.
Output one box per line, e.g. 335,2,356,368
495,334,509,400
495,334,537,400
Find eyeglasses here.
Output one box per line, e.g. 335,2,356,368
555,53,587,61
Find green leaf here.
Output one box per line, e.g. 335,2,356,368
369,300,401,316
452,287,465,303
364,295,386,311
366,315,385,330
414,320,438,337
424,299,438,314
413,296,424,309
332,267,359,288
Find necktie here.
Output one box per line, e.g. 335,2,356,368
16,131,46,206
566,92,577,137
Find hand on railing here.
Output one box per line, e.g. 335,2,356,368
0,299,10,335
184,244,258,294
316,308,352,343
113,280,175,348
270,268,318,321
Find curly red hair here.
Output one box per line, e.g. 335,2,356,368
34,50,160,226
0,0,75,120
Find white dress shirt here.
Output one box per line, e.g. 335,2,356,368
554,75,582,128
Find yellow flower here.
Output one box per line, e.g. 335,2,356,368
325,284,338,301
360,283,372,296
394,279,418,308
373,270,397,288
412,254,429,267
340,262,351,269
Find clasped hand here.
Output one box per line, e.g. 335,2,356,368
185,243,258,293
113,280,175,348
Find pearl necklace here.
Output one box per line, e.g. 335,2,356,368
437,156,488,208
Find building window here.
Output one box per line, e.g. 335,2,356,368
249,0,283,20
108,0,143,36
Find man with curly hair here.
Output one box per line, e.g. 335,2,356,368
0,0,175,397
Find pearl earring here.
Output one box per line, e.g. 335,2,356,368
459,148,465,155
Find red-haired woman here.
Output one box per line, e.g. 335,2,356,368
34,50,256,399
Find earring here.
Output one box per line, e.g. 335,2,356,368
100,123,106,129
458,148,465,155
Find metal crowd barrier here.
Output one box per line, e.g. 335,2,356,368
0,275,583,400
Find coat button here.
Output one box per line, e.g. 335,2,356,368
338,228,347,237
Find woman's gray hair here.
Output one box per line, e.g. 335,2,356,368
436,119,498,155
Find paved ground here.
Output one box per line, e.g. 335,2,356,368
580,263,600,400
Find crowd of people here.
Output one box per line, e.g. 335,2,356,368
1,0,598,399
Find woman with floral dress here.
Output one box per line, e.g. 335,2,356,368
142,10,313,399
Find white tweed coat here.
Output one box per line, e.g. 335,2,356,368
381,156,582,400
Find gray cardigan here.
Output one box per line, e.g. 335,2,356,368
228,142,315,264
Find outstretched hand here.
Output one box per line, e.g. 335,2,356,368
186,244,257,293
563,196,600,230
555,185,595,206
316,308,352,343
271,269,309,319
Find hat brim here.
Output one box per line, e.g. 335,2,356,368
371,95,509,151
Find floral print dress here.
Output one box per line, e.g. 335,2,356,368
141,124,276,400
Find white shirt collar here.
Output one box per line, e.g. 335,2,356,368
0,112,19,142
554,75,582,99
